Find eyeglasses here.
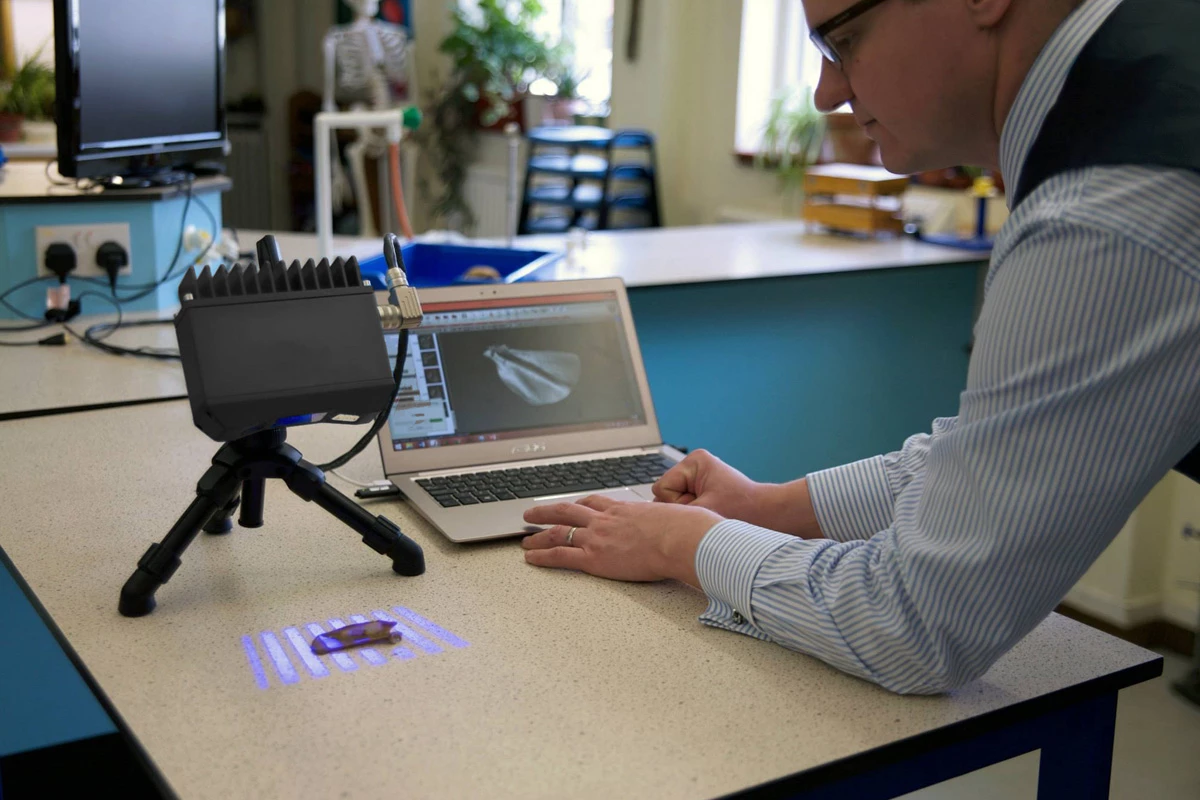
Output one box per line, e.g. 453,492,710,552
808,0,894,66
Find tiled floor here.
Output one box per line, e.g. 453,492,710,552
900,650,1200,799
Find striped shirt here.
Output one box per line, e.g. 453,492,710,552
694,0,1200,695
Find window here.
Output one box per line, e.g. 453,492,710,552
460,0,614,115
735,0,825,154
533,0,613,114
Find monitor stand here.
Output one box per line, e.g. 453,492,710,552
92,169,194,191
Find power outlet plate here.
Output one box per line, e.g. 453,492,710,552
35,223,133,280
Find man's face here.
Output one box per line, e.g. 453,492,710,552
803,0,995,173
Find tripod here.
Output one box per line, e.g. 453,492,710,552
118,428,424,617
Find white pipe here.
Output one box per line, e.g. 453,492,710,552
315,114,333,259
505,122,520,248
314,109,406,258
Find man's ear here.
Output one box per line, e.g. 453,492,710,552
965,0,1017,29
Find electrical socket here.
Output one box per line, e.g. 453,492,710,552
35,223,133,280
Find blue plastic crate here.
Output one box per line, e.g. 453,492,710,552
358,243,561,290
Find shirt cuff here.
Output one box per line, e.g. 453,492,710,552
695,519,795,635
806,456,894,542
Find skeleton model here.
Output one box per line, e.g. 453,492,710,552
322,0,412,235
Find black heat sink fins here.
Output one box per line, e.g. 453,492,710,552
178,257,365,302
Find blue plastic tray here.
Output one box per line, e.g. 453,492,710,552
358,243,561,289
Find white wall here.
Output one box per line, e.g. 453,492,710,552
1066,474,1200,633
610,0,785,225
10,0,54,66
1160,473,1200,629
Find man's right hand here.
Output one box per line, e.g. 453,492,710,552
653,450,825,539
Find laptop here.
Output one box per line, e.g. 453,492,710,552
373,277,685,543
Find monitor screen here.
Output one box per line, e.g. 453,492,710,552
386,291,647,451
77,0,221,150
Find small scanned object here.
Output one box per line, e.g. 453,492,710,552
310,620,402,654
461,265,503,282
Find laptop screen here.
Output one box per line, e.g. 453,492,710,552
384,290,647,451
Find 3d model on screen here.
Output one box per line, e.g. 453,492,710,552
483,345,582,406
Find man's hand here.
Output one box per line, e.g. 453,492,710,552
522,495,723,588
655,450,825,538
653,449,762,515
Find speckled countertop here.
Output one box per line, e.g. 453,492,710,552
0,314,183,418
0,402,1161,799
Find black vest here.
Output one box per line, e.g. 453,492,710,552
1011,0,1200,481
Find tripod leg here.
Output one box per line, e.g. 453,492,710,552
203,494,241,534
238,478,266,528
284,464,424,576
119,465,243,617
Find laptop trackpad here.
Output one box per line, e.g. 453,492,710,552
532,487,651,507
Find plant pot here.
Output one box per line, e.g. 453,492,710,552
544,97,584,125
0,112,24,143
21,120,56,144
475,95,525,132
522,94,549,131
824,112,877,165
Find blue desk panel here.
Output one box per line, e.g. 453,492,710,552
630,262,978,482
0,550,116,758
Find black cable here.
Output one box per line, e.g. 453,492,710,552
77,178,224,356
0,174,225,362
78,318,180,360
0,317,58,346
0,176,200,325
0,319,55,333
0,274,60,323
99,177,198,302
317,233,410,472
0,332,66,347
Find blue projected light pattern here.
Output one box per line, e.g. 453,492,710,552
242,607,469,690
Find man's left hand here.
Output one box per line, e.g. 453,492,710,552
522,495,723,588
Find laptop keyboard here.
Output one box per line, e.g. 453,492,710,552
415,453,677,508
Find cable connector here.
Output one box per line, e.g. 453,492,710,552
378,233,422,330
44,299,81,323
379,275,423,331
377,286,422,330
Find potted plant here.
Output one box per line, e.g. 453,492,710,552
756,86,827,212
0,47,55,144
543,50,589,124
439,0,556,131
417,0,557,231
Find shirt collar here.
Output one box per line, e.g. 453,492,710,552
1000,0,1125,204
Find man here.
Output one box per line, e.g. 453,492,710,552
522,0,1200,694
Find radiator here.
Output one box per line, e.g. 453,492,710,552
463,166,514,239
223,122,273,230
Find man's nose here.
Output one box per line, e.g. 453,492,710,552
814,59,853,113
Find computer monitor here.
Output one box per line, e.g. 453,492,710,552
53,0,227,184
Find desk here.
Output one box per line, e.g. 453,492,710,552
0,317,183,420
0,402,1162,798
